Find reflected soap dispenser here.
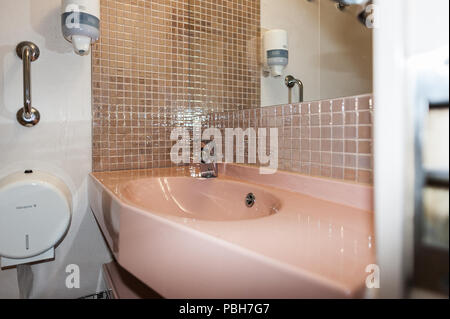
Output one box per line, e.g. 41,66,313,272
263,29,288,77
61,0,100,56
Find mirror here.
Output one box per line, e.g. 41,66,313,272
261,0,373,105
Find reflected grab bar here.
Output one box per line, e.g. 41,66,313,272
16,41,40,127
285,75,304,103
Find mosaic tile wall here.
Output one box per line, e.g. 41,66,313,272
207,94,374,184
92,0,261,171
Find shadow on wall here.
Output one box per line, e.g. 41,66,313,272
30,0,72,54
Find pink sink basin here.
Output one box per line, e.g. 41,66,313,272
119,177,281,221
89,164,375,299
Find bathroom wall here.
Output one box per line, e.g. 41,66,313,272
261,0,372,105
92,0,260,171
0,0,111,298
208,93,374,184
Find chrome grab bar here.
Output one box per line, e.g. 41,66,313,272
285,75,304,103
16,41,40,127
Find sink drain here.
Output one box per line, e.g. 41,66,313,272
245,193,256,208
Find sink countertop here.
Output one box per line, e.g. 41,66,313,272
91,164,375,297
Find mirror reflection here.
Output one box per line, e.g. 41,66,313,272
260,0,373,105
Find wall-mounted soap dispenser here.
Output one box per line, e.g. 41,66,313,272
61,0,100,56
262,29,289,77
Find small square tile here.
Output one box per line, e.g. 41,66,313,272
357,170,373,184
344,168,357,181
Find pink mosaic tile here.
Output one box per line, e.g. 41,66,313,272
207,94,374,184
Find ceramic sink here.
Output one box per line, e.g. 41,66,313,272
89,164,375,298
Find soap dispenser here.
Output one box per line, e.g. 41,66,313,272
263,29,289,77
61,0,100,56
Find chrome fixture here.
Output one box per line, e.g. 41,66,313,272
357,4,375,27
16,41,40,127
245,193,256,208
335,1,348,11
285,75,304,103
331,0,370,8
333,0,374,27
200,162,218,179
334,0,370,5
307,0,374,28
200,140,219,178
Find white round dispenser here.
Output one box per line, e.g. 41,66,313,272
0,170,71,265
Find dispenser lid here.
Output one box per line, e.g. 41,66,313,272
0,171,72,259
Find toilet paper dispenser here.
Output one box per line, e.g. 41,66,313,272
0,170,72,268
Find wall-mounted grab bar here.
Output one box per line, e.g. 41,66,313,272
285,75,304,103
16,41,40,127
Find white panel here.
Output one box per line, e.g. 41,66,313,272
374,0,449,298
373,0,410,299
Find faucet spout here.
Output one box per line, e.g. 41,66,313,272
199,140,219,178
200,161,218,178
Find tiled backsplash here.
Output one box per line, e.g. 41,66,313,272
92,0,260,171
207,94,374,184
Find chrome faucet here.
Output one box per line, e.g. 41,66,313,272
200,140,218,178
200,161,218,179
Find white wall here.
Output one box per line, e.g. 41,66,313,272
319,0,373,100
261,0,320,105
261,0,373,106
0,0,111,298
